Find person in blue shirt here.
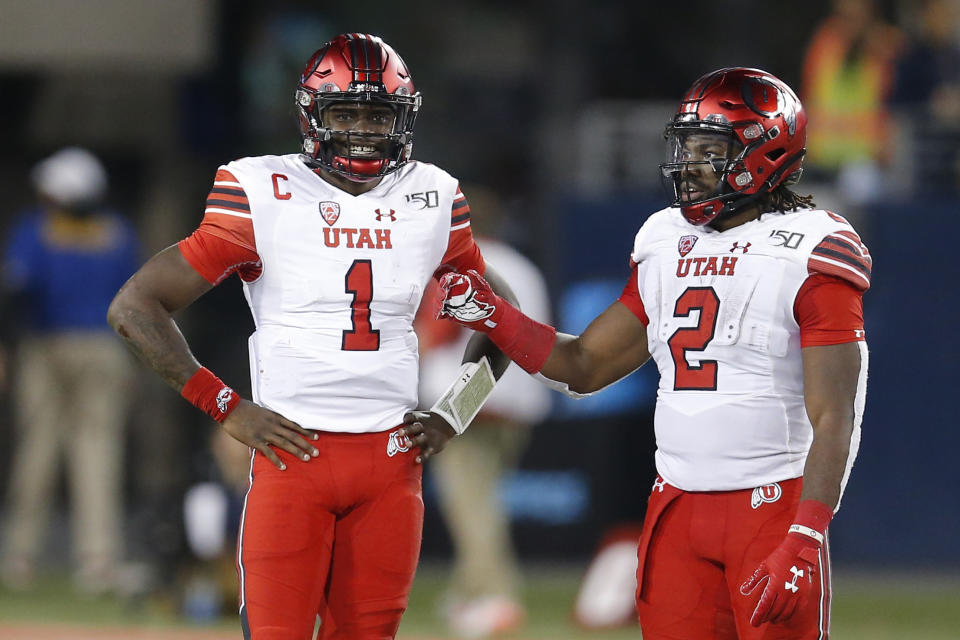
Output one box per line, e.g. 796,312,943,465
1,147,139,594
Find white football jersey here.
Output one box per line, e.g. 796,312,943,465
630,207,870,491
210,155,482,432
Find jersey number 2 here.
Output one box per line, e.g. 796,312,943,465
342,259,380,351
668,286,719,390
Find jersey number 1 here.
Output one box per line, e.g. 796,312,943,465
342,259,380,351
668,286,719,390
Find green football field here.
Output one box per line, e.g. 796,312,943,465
1,564,958,639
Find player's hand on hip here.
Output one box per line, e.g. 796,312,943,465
400,410,456,464
740,532,822,626
436,270,502,332
221,399,319,470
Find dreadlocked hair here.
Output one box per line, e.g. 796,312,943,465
759,185,816,213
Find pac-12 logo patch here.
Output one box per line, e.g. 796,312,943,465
386,429,412,457
678,235,698,257
751,482,782,509
319,201,340,226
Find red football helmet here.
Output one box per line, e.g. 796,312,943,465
660,67,807,226
295,33,420,181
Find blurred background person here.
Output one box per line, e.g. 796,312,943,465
416,185,552,638
0,147,139,594
801,0,903,210
888,0,960,194
179,428,251,622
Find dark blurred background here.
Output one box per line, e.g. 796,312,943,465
0,0,957,617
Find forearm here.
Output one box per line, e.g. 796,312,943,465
462,332,511,380
540,333,600,392
108,293,200,391
438,271,648,391
541,324,651,394
799,341,864,512
800,413,854,510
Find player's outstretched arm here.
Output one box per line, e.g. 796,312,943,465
107,246,319,470
403,266,530,461
546,301,651,394
437,270,650,394
459,265,517,379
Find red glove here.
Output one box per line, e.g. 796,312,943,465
436,270,557,374
436,270,504,331
740,499,833,627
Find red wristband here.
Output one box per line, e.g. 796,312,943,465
181,367,241,422
788,499,834,543
489,303,557,374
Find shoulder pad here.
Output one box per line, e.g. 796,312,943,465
630,208,679,266
806,211,872,291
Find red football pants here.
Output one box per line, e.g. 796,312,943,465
636,477,832,640
237,428,423,640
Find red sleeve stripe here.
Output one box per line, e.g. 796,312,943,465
210,186,246,198
206,168,251,217
214,168,240,182
205,200,252,217
807,256,870,289
810,244,871,274
833,230,871,257
450,197,471,229
206,190,249,205
205,209,253,219
825,210,850,224
206,197,250,210
819,235,868,259
812,244,871,275
812,233,871,276
451,187,471,229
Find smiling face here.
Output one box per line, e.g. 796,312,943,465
313,101,402,193
321,102,398,159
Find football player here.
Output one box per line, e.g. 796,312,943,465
109,33,512,640
437,67,869,639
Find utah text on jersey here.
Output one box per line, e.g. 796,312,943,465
180,155,485,434
626,207,870,492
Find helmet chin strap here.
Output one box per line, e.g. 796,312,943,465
706,190,768,226
680,184,768,226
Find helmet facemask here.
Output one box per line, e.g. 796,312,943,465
297,88,420,182
660,124,748,225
